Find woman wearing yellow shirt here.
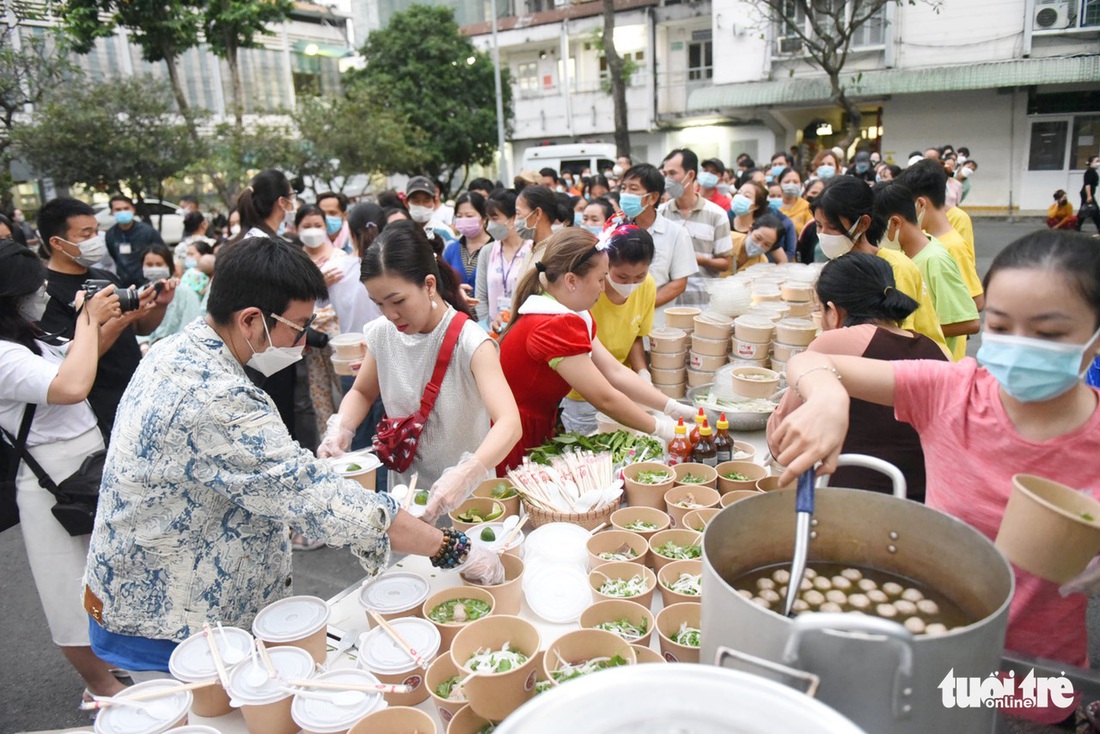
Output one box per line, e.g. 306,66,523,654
777,168,813,236
560,225,656,434
731,214,786,270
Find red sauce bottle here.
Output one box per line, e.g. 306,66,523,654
688,407,706,447
667,418,693,466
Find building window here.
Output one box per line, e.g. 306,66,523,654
1071,115,1100,169
775,1,886,55
1032,0,1100,33
1028,120,1068,171
687,40,712,82
516,61,538,93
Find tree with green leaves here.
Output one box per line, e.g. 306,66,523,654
14,75,197,204
346,4,513,193
0,14,75,209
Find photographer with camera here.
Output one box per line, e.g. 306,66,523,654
37,198,176,438
0,238,127,701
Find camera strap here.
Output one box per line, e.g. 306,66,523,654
0,404,64,495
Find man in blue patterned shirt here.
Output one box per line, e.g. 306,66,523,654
84,237,500,672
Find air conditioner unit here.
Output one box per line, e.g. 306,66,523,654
778,36,803,54
1034,1,1074,30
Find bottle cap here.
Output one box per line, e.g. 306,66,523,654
699,419,712,436
717,412,729,430
674,417,686,435
694,407,705,424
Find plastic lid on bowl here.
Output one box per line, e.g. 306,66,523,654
470,522,525,553
524,522,591,565
252,595,330,643
649,327,687,340
331,451,382,476
359,571,430,615
93,679,192,734
523,564,592,624
290,669,386,734
171,728,223,733
330,333,365,345
226,645,315,705
357,617,440,674
778,317,815,329
734,315,774,326
168,626,253,682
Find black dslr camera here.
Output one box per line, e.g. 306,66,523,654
83,279,141,312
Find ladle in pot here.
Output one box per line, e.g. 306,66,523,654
782,469,816,617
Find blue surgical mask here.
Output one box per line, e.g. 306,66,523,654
619,192,646,220
574,211,584,227
771,165,785,178
113,210,134,226
184,256,198,270
817,165,836,180
731,194,753,217
325,215,343,236
698,171,720,189
767,197,783,212
717,183,731,196
582,224,603,235
977,328,1100,403
781,183,801,198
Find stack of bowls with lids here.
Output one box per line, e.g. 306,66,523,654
252,595,331,664
649,325,690,396
772,317,818,374
168,625,253,717
226,644,316,734
732,314,775,370
686,311,729,388
329,333,366,376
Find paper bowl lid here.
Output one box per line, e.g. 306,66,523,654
469,522,525,552
252,595,329,642
227,645,315,704
290,669,386,733
330,333,365,345
523,565,592,624
93,679,192,734
168,627,253,682
171,728,223,733
524,523,591,564
357,617,440,673
359,571,431,614
332,451,382,475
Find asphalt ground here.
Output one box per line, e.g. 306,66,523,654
0,217,1069,733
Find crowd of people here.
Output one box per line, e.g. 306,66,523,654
1,140,1099,731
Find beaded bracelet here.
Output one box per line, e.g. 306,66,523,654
793,364,842,400
430,527,471,570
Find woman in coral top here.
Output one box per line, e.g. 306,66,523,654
497,228,697,473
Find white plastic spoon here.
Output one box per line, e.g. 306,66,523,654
284,687,366,707
245,640,269,687
88,694,176,719
216,621,247,665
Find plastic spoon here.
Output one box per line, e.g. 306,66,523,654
284,686,366,707
216,621,247,665
85,694,176,719
246,640,269,687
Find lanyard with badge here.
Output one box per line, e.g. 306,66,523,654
496,243,523,316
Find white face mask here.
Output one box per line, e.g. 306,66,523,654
299,227,327,249
230,224,241,236
818,220,861,260
246,316,304,377
880,219,902,251
143,266,171,282
18,284,49,323
59,233,108,267
959,167,973,180
408,204,434,224
607,275,642,298
550,222,565,234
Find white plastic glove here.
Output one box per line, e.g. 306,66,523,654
1060,555,1100,597
654,415,678,443
637,368,652,384
423,454,490,523
318,415,353,459
663,398,698,422
456,543,505,585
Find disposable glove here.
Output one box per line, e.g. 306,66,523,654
318,415,353,459
423,454,490,523
1060,555,1100,597
456,543,505,585
663,398,698,422
637,369,652,383
654,415,679,444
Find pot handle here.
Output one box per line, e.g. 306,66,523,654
782,612,915,721
817,454,908,499
714,646,821,697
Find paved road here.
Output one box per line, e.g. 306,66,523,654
0,217,1056,734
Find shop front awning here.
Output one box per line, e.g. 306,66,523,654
687,55,1100,114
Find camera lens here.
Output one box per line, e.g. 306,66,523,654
116,289,140,312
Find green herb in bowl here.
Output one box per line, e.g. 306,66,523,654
551,654,630,683
594,617,648,641
429,598,492,624
655,541,702,560
598,574,648,598
665,573,702,596
678,473,708,484
672,623,701,647
624,519,658,532
722,471,750,481
465,644,529,673
634,470,672,485
434,674,467,701
598,547,638,562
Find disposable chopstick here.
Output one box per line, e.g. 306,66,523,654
202,623,231,688
402,472,419,510
588,522,608,535
498,515,529,550
369,611,430,669
80,680,220,709
287,678,413,694
256,639,278,678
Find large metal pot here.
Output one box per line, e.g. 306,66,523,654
701,487,1014,734
493,663,867,734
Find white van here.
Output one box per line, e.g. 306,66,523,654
521,143,617,177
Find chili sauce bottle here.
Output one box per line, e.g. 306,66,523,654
667,418,693,466
688,407,706,447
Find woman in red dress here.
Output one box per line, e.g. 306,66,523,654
497,226,696,472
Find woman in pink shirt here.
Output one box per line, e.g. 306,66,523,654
769,230,1100,726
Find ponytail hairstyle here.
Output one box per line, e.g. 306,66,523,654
815,174,886,246
360,219,474,318
517,185,563,227
816,251,919,327
486,188,518,219
348,202,386,254
984,230,1100,330
0,239,51,355
235,169,292,238
503,228,602,337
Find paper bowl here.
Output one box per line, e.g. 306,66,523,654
359,571,430,629
631,644,667,664
649,327,689,354
94,679,192,734
426,652,468,727
332,452,381,490
692,313,734,340
655,383,686,399
252,595,330,664
663,485,720,529
650,366,687,386
719,489,765,507
588,561,657,608
689,352,728,372
290,669,386,734
781,283,814,303
687,367,715,387
775,318,817,346
586,529,648,570
691,333,729,357
772,341,809,363
461,552,524,615
542,629,637,688
732,339,770,360
734,316,776,343
671,463,719,489
655,602,702,663
356,618,440,707
449,615,541,722
610,506,671,540
579,599,656,648
423,586,496,651
757,475,796,493
995,474,1100,583
730,366,781,399
469,521,524,558
647,529,703,574
331,356,360,377
446,704,495,734
650,350,688,369
330,333,366,359
732,440,757,462
663,307,701,331
449,498,506,533
658,559,704,605
348,707,437,734
681,507,721,533
472,479,521,519
622,462,676,510
716,461,768,493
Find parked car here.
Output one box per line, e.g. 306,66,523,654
94,198,185,245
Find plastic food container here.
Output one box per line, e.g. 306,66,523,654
329,333,366,359
252,595,330,664
650,350,688,369
734,316,775,344
226,645,315,734
330,356,360,376
168,626,253,717
663,307,701,331
691,333,729,357
357,617,441,706
290,669,386,734
750,284,782,304
775,318,818,347
93,679,192,734
359,571,431,629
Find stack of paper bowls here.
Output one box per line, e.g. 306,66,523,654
685,311,733,395
771,317,818,375
732,315,775,371
648,325,690,399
